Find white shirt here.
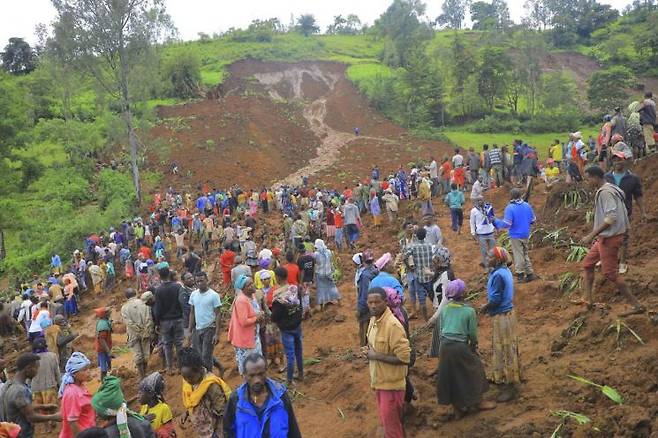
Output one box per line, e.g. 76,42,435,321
429,160,438,179
470,207,495,236
452,154,464,168
470,180,484,200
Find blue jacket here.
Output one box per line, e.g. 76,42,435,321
486,265,514,315
494,200,535,239
224,379,301,438
357,265,379,314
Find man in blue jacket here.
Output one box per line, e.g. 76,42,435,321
494,188,538,283
223,353,301,438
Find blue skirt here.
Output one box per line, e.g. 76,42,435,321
64,297,78,316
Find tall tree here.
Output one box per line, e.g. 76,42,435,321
448,34,477,118
1,38,36,75
327,14,362,34
477,46,510,112
51,0,174,204
586,66,634,113
437,0,471,29
296,14,320,37
470,0,511,30
374,0,432,67
523,0,552,29
517,31,546,115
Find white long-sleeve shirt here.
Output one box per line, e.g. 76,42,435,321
470,207,495,236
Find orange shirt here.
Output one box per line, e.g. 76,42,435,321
334,210,344,228
283,263,300,285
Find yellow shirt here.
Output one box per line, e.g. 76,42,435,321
254,269,277,290
366,307,411,391
140,401,173,430
545,166,560,177
549,144,563,161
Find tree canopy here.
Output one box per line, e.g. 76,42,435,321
1,38,36,75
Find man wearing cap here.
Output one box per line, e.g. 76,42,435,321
637,91,656,152
470,196,496,271
121,288,154,377
605,152,647,274
0,353,61,437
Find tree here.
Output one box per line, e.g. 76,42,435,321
326,14,362,34
477,46,510,112
586,66,635,113
437,0,471,29
51,0,175,204
540,71,578,110
296,14,320,37
374,0,432,67
470,0,511,30
1,38,36,75
448,34,477,118
523,0,552,29
402,50,444,127
0,72,29,153
517,31,546,115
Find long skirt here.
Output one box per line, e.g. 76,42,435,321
264,322,284,365
235,335,262,375
429,319,441,358
64,296,78,316
316,275,341,306
491,311,522,384
436,340,489,408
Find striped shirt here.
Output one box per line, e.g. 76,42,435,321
488,148,502,165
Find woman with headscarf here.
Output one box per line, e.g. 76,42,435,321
481,247,521,403
255,270,284,372
138,372,176,437
91,375,154,437
313,239,341,310
59,352,96,438
436,279,495,419
428,246,456,358
227,276,264,375
369,253,404,298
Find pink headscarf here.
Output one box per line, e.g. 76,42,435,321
384,287,405,325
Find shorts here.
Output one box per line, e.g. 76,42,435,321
98,351,112,372
583,234,624,282
33,389,57,405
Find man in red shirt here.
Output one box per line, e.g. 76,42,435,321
219,244,236,286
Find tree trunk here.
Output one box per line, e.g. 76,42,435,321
118,33,141,204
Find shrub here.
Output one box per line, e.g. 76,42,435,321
468,115,521,133
162,52,202,99
522,111,582,133
97,169,136,210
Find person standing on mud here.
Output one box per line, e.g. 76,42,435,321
120,288,154,378
363,287,411,438
493,188,538,283
343,197,361,250
604,152,647,274
577,166,645,316
480,247,521,403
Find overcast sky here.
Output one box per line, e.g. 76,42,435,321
1,0,634,47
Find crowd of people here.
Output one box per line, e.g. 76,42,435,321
0,90,654,437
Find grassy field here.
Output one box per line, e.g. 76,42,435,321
164,33,383,86
443,127,599,157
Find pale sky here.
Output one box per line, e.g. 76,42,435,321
1,0,635,47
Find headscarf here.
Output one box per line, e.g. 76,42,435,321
314,239,327,253
234,274,250,291
138,372,165,399
94,307,108,318
432,246,451,267
58,352,91,397
374,253,392,271
351,252,363,266
445,279,466,300
92,376,126,416
491,246,509,265
384,287,405,326
259,258,271,269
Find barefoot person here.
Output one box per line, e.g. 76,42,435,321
435,280,495,419
578,166,645,316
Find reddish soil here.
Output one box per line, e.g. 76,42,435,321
16,60,658,437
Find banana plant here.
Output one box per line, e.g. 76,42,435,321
568,375,623,405
604,319,645,350
567,245,589,262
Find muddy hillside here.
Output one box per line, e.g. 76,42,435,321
148,60,451,191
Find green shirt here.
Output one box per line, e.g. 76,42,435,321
439,302,478,345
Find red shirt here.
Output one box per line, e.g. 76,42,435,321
220,250,236,271
441,162,452,181
283,263,300,285
138,246,152,259
60,383,96,438
334,211,344,228
343,189,352,199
